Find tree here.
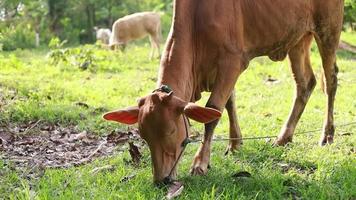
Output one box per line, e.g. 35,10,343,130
47,0,67,35
21,0,48,46
345,0,356,30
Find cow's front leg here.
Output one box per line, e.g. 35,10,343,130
190,54,247,175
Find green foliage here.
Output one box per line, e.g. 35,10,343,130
48,37,67,49
345,0,356,30
0,0,173,50
0,23,36,51
47,40,98,71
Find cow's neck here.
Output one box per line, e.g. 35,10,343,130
157,0,197,102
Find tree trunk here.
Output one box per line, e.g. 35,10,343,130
85,3,95,43
108,2,113,27
35,32,40,47
48,0,66,36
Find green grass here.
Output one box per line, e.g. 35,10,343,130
1,33,356,199
341,31,356,45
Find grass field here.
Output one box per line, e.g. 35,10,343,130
0,32,355,199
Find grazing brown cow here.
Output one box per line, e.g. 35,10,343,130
104,0,344,184
109,12,162,59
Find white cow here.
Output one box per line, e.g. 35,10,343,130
95,28,111,45
109,12,162,59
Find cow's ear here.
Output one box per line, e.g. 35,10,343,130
103,106,139,125
183,103,221,123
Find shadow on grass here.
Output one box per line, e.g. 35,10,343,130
175,142,356,199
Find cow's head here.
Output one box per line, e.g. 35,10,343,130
103,86,221,184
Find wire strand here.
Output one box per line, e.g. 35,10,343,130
187,121,356,143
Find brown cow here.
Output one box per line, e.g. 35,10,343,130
109,12,162,59
104,0,344,184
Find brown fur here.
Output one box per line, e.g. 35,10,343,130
158,0,343,178
106,0,344,183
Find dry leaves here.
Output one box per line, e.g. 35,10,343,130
0,122,142,171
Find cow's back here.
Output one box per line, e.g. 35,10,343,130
243,0,343,59
193,0,343,61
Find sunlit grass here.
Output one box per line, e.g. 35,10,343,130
0,34,355,199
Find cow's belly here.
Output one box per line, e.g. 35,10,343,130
244,17,312,61
118,26,148,42
250,29,308,61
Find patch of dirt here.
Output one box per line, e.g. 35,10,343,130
0,121,142,170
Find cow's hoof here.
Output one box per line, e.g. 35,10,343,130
224,143,241,155
320,125,335,146
190,165,208,176
319,134,334,146
273,136,292,146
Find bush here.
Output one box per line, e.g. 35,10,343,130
47,38,97,71
0,23,36,51
345,0,356,30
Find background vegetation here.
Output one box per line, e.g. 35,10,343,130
1,0,356,51
0,0,173,50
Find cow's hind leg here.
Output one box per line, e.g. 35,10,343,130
190,54,246,175
149,36,156,60
274,34,316,146
225,90,243,155
315,30,341,146
151,34,161,59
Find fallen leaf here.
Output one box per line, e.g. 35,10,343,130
107,131,129,145
232,171,252,178
265,75,280,85
75,102,90,109
91,165,114,175
277,163,291,173
128,142,141,165
120,174,136,183
16,138,35,145
263,113,272,117
340,132,351,136
91,107,109,115
266,77,279,82
68,131,87,142
0,131,14,144
166,181,184,199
